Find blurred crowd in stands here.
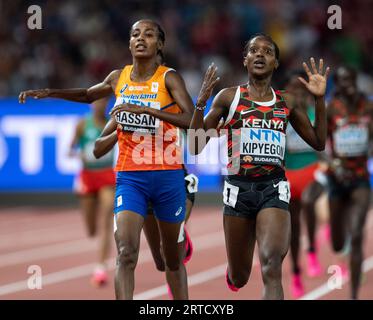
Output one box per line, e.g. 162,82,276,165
1,0,373,98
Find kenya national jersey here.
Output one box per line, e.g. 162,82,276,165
222,86,290,177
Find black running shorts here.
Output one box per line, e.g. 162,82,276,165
327,174,370,199
223,174,290,219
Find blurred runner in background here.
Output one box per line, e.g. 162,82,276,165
69,97,115,287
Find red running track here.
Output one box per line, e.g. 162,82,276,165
0,206,373,300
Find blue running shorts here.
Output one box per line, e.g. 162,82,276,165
114,169,186,223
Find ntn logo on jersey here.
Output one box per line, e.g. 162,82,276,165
246,128,282,143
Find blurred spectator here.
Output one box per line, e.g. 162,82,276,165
0,0,372,97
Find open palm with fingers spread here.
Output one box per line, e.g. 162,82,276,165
298,58,330,97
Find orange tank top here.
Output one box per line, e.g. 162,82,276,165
114,65,183,171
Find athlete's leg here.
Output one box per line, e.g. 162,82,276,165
289,197,305,298
148,169,189,299
302,181,325,252
97,186,115,266
223,215,256,288
79,194,98,237
302,181,324,278
289,199,301,275
142,196,195,273
185,198,194,223
256,208,291,300
183,198,195,264
157,220,188,299
114,211,144,300
329,196,349,253
347,187,370,299
143,211,165,272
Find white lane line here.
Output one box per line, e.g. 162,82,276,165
134,248,261,300
0,225,83,250
0,230,224,296
300,255,373,300
0,238,93,268
300,214,373,300
0,229,223,268
134,264,227,300
134,255,262,300
0,213,80,234
134,214,373,300
0,254,145,296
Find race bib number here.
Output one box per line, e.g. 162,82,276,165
333,125,369,157
184,173,199,194
223,181,239,208
114,97,160,134
277,181,290,203
240,128,286,166
286,124,313,153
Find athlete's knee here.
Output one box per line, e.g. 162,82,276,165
154,257,166,272
163,255,181,271
116,244,138,270
261,253,283,281
165,260,181,272
154,244,166,272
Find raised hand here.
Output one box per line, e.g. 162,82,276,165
196,63,220,109
19,89,50,104
298,58,330,97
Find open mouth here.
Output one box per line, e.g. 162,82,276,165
253,60,266,68
135,43,147,50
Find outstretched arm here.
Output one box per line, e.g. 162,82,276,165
93,118,118,159
288,58,330,151
19,69,121,104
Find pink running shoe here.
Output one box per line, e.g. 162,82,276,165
183,228,193,265
90,268,108,288
291,274,304,299
307,252,322,277
225,268,239,292
340,262,349,280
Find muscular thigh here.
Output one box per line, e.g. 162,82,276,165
256,208,290,260
114,210,144,249
348,187,370,234
223,215,256,269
